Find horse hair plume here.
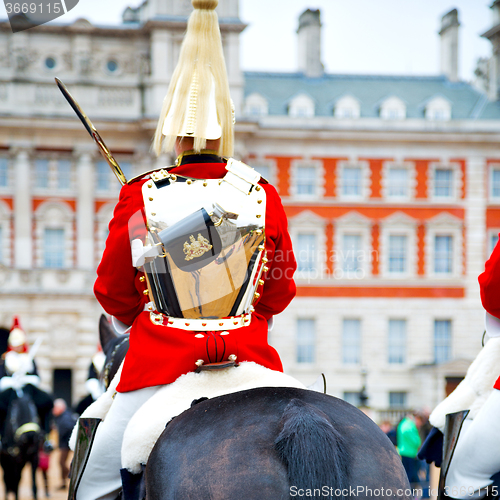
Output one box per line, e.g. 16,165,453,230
275,399,348,500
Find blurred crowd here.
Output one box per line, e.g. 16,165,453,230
380,412,432,497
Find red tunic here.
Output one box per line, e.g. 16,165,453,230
479,234,500,390
94,159,297,392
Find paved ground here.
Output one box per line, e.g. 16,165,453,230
0,448,72,500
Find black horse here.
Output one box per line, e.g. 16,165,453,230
0,389,43,500
98,316,410,500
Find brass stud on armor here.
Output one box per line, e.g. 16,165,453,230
151,212,156,216
203,182,208,187
149,197,153,201
139,276,146,282
195,359,204,367
202,323,207,327
187,179,192,185
233,321,238,325
263,266,269,272
228,354,237,362
256,186,261,191
219,322,224,327
148,305,153,311
262,257,268,264
258,279,265,286
171,174,177,181
143,290,149,296
256,215,262,218
257,200,262,204
254,292,260,299
147,183,153,188
185,323,190,327
258,245,265,251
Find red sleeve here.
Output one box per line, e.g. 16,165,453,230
94,181,148,326
479,234,500,319
254,183,296,320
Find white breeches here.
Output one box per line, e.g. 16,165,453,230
445,389,500,499
76,385,161,500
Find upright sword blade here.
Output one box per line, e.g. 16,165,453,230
55,78,127,186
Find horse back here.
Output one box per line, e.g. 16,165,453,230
146,387,410,500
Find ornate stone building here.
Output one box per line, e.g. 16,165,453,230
1,0,500,418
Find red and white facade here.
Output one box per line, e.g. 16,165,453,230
0,1,499,416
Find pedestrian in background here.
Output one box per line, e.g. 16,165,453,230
52,398,77,490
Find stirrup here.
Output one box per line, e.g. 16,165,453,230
68,417,101,500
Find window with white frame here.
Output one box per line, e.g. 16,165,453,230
96,161,110,191
296,233,316,273
334,95,360,119
424,96,451,121
342,166,363,197
44,228,65,268
342,319,361,365
120,161,133,182
342,234,362,273
434,319,452,363
434,168,453,198
244,93,269,117
296,166,317,196
297,318,315,364
35,160,49,189
491,168,500,199
252,163,273,184
388,319,406,364
57,160,72,190
379,96,406,120
434,235,453,274
343,392,361,407
0,158,8,187
388,235,407,274
288,94,315,118
387,167,409,198
490,232,499,255
389,391,407,408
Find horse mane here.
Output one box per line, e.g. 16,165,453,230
274,398,349,499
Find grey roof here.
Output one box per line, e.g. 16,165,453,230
243,72,500,120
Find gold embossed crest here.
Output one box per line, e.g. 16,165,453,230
183,234,213,261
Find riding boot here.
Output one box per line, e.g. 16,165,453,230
68,418,101,500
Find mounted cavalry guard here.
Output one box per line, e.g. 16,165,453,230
71,1,296,499
419,238,500,499
0,316,53,447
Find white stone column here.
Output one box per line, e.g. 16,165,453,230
13,148,32,269
148,29,171,117
75,147,95,270
465,155,487,302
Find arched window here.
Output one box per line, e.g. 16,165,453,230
334,95,360,119
244,93,269,117
379,96,406,120
288,93,315,118
34,202,74,269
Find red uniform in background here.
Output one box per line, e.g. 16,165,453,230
94,156,297,393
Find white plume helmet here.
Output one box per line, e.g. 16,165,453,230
8,327,26,348
153,0,234,157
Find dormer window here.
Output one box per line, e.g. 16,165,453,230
334,95,360,119
244,93,269,117
379,96,406,120
288,94,315,117
425,96,451,121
